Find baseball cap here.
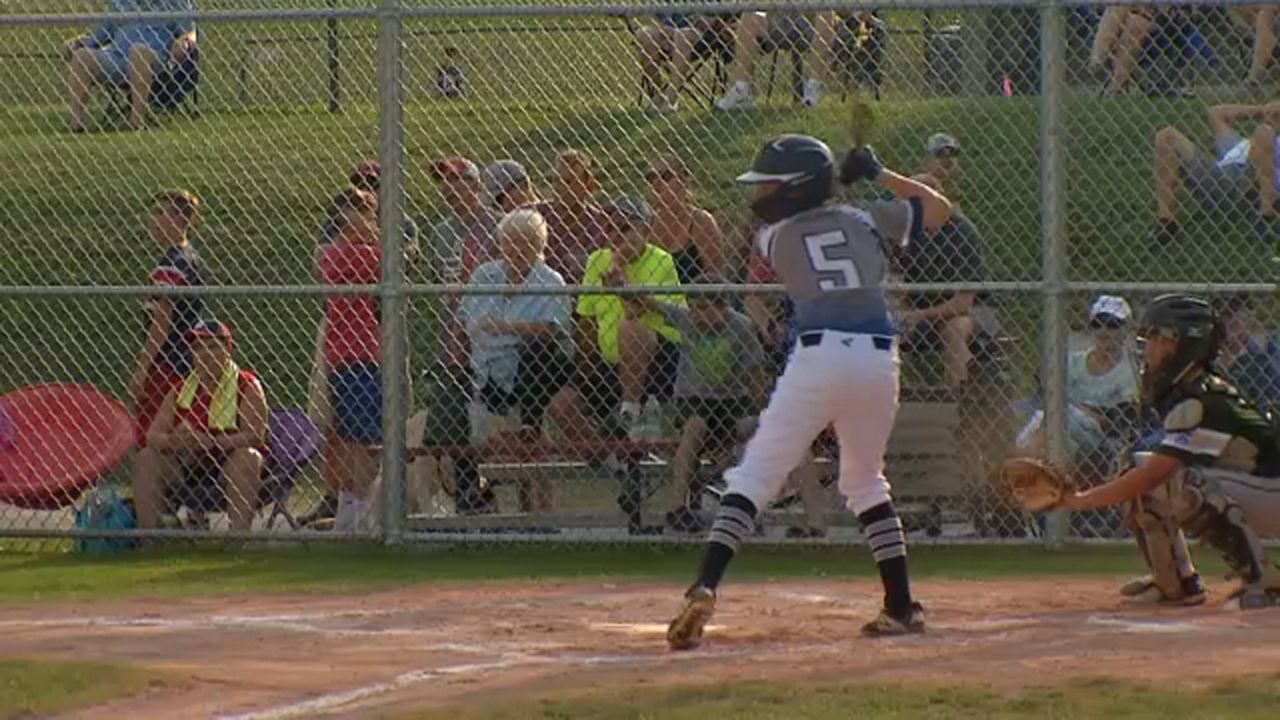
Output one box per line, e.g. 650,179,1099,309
926,133,960,157
1089,295,1132,327
350,160,381,190
483,160,530,207
431,156,480,181
188,319,233,351
602,196,653,227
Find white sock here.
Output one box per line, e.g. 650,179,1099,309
334,491,356,532
620,401,641,418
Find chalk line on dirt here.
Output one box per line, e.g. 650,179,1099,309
1085,616,1206,634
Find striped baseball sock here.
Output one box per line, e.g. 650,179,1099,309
694,493,759,591
859,501,913,617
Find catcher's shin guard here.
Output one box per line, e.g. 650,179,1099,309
1127,489,1200,602
1175,469,1280,595
666,585,716,651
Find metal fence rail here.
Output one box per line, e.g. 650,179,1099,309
3,1,1279,550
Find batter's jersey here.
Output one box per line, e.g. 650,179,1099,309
1156,374,1280,478
755,199,922,335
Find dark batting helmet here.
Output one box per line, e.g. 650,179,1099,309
736,134,835,224
1138,294,1223,409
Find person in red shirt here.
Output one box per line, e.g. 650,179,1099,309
320,187,383,532
131,320,268,531
131,189,210,449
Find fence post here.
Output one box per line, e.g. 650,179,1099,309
327,0,341,113
378,0,407,545
1039,0,1069,548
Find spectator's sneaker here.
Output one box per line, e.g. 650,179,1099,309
298,493,339,529
861,601,926,637
1119,573,1207,606
620,406,644,442
665,505,708,534
715,81,756,111
667,585,716,650
1149,218,1181,246
801,77,822,107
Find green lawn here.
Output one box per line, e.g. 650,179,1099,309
406,675,1280,720
0,544,1221,603
0,659,163,720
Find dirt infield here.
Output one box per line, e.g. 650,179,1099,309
3,577,1280,719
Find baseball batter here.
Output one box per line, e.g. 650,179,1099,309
666,134,953,650
1057,294,1280,609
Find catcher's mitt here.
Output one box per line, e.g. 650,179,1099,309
999,457,1074,513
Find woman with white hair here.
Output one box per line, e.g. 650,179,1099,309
458,208,575,514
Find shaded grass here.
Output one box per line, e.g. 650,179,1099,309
405,675,1280,720
0,658,164,720
0,543,1223,603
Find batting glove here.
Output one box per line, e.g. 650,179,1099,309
838,146,883,185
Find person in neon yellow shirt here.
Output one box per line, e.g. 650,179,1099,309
551,197,687,446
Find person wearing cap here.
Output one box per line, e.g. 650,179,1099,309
1216,294,1280,418
922,133,961,202
893,172,987,388
1016,295,1141,487
426,156,498,283
131,189,212,450
131,320,268,532
459,208,575,514
484,159,538,216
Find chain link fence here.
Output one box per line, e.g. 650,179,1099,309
1,1,1277,549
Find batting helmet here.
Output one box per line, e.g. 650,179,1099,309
736,134,835,224
1138,294,1223,409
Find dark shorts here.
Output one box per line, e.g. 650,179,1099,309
579,339,681,421
170,452,230,513
1183,134,1258,213
330,363,382,444
476,338,574,428
675,396,755,451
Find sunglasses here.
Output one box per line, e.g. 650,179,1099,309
932,148,960,160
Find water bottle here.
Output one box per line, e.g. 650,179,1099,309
642,397,663,442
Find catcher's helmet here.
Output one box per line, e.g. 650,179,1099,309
1138,294,1223,409
736,134,835,224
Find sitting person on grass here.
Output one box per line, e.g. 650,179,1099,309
319,187,385,533
460,209,575,515
132,320,267,532
1151,101,1280,245
65,0,197,132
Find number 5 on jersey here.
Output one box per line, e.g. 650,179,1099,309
804,230,862,290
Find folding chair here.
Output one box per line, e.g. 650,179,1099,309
622,14,732,110
109,35,202,119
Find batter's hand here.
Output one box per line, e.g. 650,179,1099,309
838,147,883,185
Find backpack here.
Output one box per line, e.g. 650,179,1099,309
73,486,138,555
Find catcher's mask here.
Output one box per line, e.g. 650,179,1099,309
737,134,835,224
1138,294,1222,410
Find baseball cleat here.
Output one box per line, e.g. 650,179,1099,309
1224,583,1280,610
861,601,926,637
666,585,716,650
1119,574,1207,606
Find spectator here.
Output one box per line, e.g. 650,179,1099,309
621,274,767,533
436,46,466,99
894,173,987,388
646,154,724,282
484,159,539,215
319,187,384,533
65,0,197,132
1090,6,1181,95
922,133,962,204
1150,102,1280,245
131,189,209,450
539,150,607,281
715,11,839,110
132,320,267,531
547,197,684,534
1217,294,1280,416
459,209,574,513
302,159,419,529
1016,295,1140,480
1231,7,1279,92
634,10,736,113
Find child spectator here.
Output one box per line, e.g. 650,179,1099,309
319,187,383,533
436,46,466,99
131,189,210,449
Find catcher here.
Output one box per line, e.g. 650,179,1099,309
1005,294,1280,609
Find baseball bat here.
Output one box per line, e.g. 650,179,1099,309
847,85,875,150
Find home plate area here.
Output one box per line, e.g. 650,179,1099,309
3,578,1279,719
